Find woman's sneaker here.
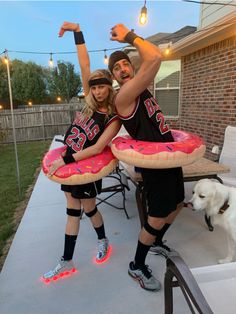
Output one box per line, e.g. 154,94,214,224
41,258,77,283
149,241,172,257
128,261,161,291
96,237,110,263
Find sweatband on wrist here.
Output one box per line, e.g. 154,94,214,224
63,154,76,164
124,31,141,45
73,31,85,45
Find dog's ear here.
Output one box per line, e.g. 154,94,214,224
208,184,224,210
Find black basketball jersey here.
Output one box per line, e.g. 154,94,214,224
119,89,173,143
64,110,118,154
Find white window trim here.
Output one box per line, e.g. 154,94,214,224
154,86,180,118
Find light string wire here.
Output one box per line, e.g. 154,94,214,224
5,46,127,56
1,20,235,59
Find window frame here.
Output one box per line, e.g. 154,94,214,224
154,59,181,118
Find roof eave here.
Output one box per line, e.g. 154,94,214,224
169,11,236,59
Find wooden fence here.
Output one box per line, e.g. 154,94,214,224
0,103,84,143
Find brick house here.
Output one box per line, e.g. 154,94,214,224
171,9,236,159
125,6,236,160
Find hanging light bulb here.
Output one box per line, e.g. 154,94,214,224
104,49,108,65
139,0,148,25
49,53,54,67
4,52,9,64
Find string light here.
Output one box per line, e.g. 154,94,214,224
4,54,9,64
103,49,108,65
139,0,148,25
2,20,234,65
49,53,54,67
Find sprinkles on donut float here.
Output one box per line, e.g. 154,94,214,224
111,130,206,169
42,145,118,185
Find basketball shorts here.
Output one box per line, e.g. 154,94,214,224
140,167,184,218
61,179,102,199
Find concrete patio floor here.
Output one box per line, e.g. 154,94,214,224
1,138,236,314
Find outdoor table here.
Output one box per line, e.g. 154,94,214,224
120,157,230,227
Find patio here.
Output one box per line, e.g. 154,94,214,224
0,138,236,314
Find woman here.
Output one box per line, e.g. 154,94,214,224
42,22,121,281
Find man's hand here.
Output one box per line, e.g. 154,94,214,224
110,24,130,43
59,21,80,37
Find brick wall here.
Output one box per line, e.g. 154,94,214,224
177,36,236,159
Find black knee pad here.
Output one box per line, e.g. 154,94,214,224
66,208,81,217
84,206,98,218
144,221,160,236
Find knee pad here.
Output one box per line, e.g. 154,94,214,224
144,221,160,236
84,206,98,218
66,208,81,217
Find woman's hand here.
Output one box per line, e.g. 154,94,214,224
48,158,65,176
59,21,80,37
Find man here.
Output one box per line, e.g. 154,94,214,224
109,24,184,291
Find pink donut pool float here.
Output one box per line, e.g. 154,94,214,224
42,145,118,185
111,130,206,169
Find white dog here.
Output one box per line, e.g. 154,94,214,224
189,178,236,264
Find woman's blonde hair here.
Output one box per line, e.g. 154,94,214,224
82,69,115,118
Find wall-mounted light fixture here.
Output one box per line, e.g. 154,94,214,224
164,42,172,56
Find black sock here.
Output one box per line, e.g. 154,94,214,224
62,234,77,261
134,240,151,268
153,223,171,246
94,224,106,240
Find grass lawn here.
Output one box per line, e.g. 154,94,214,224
0,140,51,267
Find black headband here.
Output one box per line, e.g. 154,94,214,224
88,77,112,87
108,51,131,73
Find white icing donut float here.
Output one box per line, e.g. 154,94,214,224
42,145,118,185
111,130,206,169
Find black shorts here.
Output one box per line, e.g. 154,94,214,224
61,180,102,199
140,167,184,218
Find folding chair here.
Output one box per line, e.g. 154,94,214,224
218,125,236,187
205,126,236,231
96,165,130,219
164,251,213,314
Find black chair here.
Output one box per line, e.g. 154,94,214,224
164,251,213,314
96,165,130,219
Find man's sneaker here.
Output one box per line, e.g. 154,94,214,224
149,241,172,258
41,258,77,283
96,237,110,263
128,261,161,291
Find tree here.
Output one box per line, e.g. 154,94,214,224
47,61,82,103
0,62,10,107
11,60,47,105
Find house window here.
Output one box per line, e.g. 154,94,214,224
154,60,181,117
